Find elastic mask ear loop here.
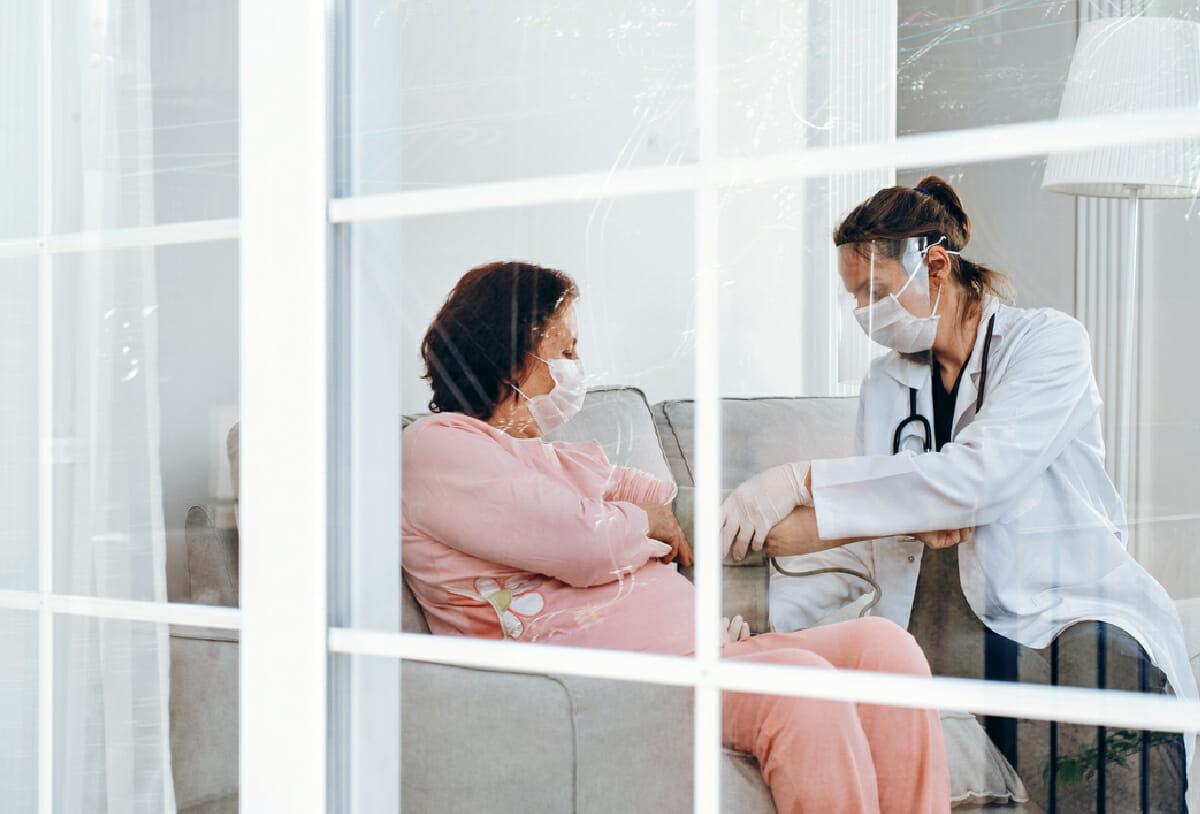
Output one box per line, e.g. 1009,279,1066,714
510,353,551,401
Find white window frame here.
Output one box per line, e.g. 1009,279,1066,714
6,2,1200,813
242,2,1200,813
0,2,247,812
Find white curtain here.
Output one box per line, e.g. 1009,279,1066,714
1,1,175,811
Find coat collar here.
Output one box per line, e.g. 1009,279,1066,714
881,297,1005,431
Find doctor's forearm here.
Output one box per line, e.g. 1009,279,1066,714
763,506,870,557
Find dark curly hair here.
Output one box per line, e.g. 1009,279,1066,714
421,261,578,420
833,175,1013,323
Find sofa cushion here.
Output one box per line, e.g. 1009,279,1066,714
653,397,858,488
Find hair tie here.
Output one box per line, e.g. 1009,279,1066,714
914,187,931,196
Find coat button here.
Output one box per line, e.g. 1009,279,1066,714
907,555,915,563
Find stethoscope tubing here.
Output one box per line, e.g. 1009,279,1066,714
767,313,998,624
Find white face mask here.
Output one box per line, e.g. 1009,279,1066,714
517,357,587,433
852,237,955,354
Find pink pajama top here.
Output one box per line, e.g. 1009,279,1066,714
401,412,695,655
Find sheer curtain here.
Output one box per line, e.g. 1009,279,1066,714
1,1,175,811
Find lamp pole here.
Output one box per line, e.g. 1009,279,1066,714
1117,184,1142,533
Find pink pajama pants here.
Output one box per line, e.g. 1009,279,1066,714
720,617,950,814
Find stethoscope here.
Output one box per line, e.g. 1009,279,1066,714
893,313,996,454
767,313,997,624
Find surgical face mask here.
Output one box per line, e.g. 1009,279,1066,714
516,356,586,433
852,237,956,354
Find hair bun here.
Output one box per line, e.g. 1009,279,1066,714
916,175,971,246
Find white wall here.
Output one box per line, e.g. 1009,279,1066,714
377,1,895,414
149,1,240,600
1139,200,1200,598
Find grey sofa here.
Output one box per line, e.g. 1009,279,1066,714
185,387,1183,810
397,387,1032,812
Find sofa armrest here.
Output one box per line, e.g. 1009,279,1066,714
184,505,239,607
402,661,770,813
400,662,577,812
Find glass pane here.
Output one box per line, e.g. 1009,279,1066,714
333,653,700,812
53,616,179,813
720,158,1200,812
340,0,695,196
898,0,1078,136
340,194,694,631
335,4,1200,812
169,621,240,813
51,0,239,233
717,2,895,160
0,610,38,813
52,242,240,606
0,2,41,241
0,259,40,591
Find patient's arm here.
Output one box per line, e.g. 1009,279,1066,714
762,506,870,557
763,506,972,557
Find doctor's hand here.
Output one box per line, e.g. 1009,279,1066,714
914,527,973,549
720,461,812,562
638,503,694,567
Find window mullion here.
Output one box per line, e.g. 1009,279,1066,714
37,0,54,810
239,1,330,812
693,2,721,813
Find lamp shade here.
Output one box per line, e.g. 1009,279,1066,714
1042,16,1200,199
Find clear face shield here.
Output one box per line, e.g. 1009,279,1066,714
852,236,951,355
836,235,960,387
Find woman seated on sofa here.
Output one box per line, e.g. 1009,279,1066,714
401,260,951,814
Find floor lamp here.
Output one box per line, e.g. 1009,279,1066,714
1043,15,1200,517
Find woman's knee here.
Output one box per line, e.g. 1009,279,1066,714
845,616,932,677
732,647,835,671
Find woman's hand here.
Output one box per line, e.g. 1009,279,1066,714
638,503,694,567
722,615,751,644
913,528,973,549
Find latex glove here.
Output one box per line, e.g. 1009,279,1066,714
722,615,751,644
720,461,811,561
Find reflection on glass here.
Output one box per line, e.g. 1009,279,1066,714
51,250,168,603
0,611,37,812
337,3,1200,812
348,195,696,630
155,241,241,608
54,616,173,812
45,242,238,607
720,171,1197,811
0,260,40,592
898,0,1077,135
0,3,41,241
397,261,950,811
342,0,695,195
51,0,238,233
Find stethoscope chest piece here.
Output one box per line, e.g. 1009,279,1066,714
894,387,933,454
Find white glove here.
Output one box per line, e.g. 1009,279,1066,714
720,461,811,561
722,615,751,644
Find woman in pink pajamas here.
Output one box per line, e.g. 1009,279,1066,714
402,260,950,814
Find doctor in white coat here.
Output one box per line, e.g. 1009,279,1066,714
721,176,1195,812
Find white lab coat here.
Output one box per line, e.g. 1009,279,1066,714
770,298,1196,759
